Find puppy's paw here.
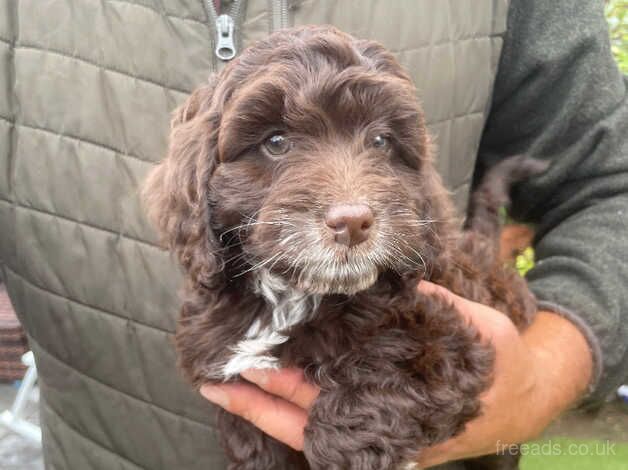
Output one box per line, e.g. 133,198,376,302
303,387,424,470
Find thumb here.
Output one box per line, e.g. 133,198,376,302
418,280,474,317
417,280,510,340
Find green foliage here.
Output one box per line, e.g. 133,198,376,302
515,246,536,277
606,0,628,73
498,206,510,226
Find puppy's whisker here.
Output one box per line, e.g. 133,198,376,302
232,252,281,278
219,220,294,242
402,244,427,270
267,252,286,273
223,251,252,267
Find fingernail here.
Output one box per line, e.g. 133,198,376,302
200,385,230,408
241,368,269,386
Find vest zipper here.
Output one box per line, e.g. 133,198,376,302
203,0,246,62
271,0,289,31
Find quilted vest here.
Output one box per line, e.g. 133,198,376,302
0,1,509,468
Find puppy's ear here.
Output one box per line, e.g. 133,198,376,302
143,78,224,289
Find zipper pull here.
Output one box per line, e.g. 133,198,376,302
215,14,236,61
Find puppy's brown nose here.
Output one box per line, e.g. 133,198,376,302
325,204,374,247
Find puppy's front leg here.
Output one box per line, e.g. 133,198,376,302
303,383,429,470
303,295,494,470
217,408,310,470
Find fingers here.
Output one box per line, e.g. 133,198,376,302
200,381,308,450
241,368,320,409
200,368,319,451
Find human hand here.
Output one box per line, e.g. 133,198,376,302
200,281,593,466
416,281,592,466
200,367,319,451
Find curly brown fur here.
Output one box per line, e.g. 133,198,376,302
143,26,541,470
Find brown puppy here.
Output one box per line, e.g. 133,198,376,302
143,25,543,470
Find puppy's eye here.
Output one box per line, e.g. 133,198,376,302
372,134,391,150
263,133,291,156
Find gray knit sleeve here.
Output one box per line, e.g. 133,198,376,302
476,0,628,405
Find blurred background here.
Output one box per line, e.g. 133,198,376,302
0,2,626,469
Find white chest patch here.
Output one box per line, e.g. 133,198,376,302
221,270,320,379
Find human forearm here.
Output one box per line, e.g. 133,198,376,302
522,311,593,424
478,0,628,404
526,194,628,404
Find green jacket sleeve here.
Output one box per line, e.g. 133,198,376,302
477,0,628,405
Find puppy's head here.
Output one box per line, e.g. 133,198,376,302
144,26,454,295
